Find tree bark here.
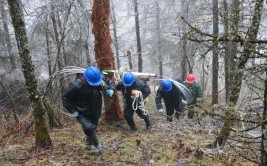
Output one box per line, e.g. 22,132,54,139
91,0,123,121
134,0,142,72
7,0,52,148
212,0,219,104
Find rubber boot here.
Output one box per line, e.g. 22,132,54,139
188,109,194,119
167,115,173,122
144,117,152,131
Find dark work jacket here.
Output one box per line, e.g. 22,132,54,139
155,83,182,111
62,75,115,117
116,79,151,107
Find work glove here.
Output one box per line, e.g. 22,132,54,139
158,108,164,113
197,98,203,102
105,90,114,97
196,98,203,106
181,99,188,105
71,111,80,118
144,98,149,104
131,90,141,98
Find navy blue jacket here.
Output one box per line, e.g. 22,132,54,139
62,75,115,117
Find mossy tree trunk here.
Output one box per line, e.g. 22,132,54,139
7,0,52,148
91,0,123,121
214,0,264,147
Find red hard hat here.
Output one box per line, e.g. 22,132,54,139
186,74,195,84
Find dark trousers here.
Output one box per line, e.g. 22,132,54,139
166,104,182,116
124,106,150,129
76,111,101,146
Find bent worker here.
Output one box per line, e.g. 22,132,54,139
116,72,152,131
62,66,115,155
155,79,183,122
184,74,203,119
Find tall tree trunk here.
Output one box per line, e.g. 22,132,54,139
1,0,16,69
261,67,267,165
214,0,264,147
111,0,120,69
45,20,52,77
212,0,219,104
181,0,188,80
91,0,123,121
7,0,52,148
156,2,162,78
223,0,230,103
134,0,142,72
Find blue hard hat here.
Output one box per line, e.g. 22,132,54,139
123,72,136,87
84,66,102,86
162,79,172,92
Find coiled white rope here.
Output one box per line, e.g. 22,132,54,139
131,91,148,116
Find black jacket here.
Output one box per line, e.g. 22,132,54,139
62,75,115,116
116,79,151,106
155,82,182,111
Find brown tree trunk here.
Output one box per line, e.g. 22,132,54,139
91,0,123,121
7,0,52,148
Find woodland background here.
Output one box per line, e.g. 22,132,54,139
0,0,266,165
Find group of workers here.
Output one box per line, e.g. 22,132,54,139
62,66,203,155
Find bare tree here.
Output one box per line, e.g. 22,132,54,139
111,0,120,69
181,0,188,80
222,0,230,102
7,0,52,148
134,0,142,72
1,0,16,69
215,0,264,147
212,0,219,104
155,1,162,78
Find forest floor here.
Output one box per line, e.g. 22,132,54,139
0,99,259,166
